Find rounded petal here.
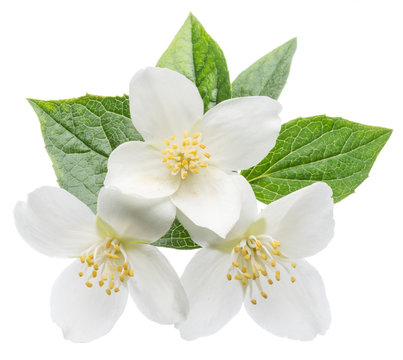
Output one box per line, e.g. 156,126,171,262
245,259,331,341
171,166,241,238
257,182,335,259
97,187,175,242
198,96,281,171
51,260,128,342
177,174,257,248
105,141,180,199
178,248,244,340
130,67,204,146
14,187,98,258
126,244,189,324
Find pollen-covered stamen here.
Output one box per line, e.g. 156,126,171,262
161,130,210,180
78,237,134,295
226,234,298,305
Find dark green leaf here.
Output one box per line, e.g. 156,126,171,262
242,115,392,203
152,219,200,250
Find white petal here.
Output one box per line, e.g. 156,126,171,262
178,248,244,340
14,187,98,258
171,166,241,238
245,259,331,341
126,244,188,324
198,97,281,171
105,141,180,199
257,182,335,259
130,67,204,146
51,260,128,342
97,187,175,242
177,174,257,248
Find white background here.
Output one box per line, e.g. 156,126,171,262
1,0,402,359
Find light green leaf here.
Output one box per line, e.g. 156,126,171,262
232,38,297,100
152,219,200,250
242,115,392,204
157,13,231,112
28,95,142,213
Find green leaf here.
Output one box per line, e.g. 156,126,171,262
157,13,231,112
152,219,200,250
28,95,142,213
232,38,297,100
242,115,392,204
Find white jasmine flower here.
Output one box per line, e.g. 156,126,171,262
105,67,281,237
14,186,188,342
177,179,334,341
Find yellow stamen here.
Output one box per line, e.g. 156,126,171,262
164,139,170,145
193,132,201,138
244,273,252,279
268,279,273,285
234,246,240,253
199,162,207,168
232,261,239,267
85,282,93,288
109,282,115,289
99,280,104,287
80,256,85,263
291,276,296,283
114,288,120,293
199,143,206,149
261,291,268,299
128,269,134,277
171,135,176,140
92,270,97,278
291,262,296,268
270,259,276,267
251,299,257,305
227,274,232,280
275,271,280,281
235,275,243,280
78,272,84,277
106,289,111,295
261,253,268,260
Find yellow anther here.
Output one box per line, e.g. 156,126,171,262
167,164,173,169
234,246,240,253
80,256,85,263
251,299,257,305
199,143,206,149
244,254,251,261
199,162,207,168
85,282,93,288
291,276,296,283
192,168,199,174
192,140,199,145
171,135,176,140
182,170,188,179
117,266,123,272
261,270,268,276
252,273,256,280
261,291,268,299
109,281,115,289
172,144,178,149
164,139,170,145
275,271,280,281
161,150,167,155
242,248,247,256
268,279,273,285
203,152,211,158
88,254,94,259
99,280,104,287
168,155,175,160
261,253,268,260
93,263,99,271
106,289,111,295
241,266,247,273
114,288,120,293
162,157,167,163
256,240,262,250
193,132,201,138
119,274,124,282
189,163,196,169
235,275,243,280
124,270,129,276
241,280,246,285
291,262,296,268
244,273,252,279
106,253,119,259
106,239,112,248
232,261,239,267
195,155,200,161
270,259,276,267
227,274,232,280
129,269,134,277
78,272,84,277
168,149,174,154
272,249,281,256
184,130,189,138
113,244,120,252
92,270,97,278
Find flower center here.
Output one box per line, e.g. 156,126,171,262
227,235,297,305
161,130,210,180
78,237,134,295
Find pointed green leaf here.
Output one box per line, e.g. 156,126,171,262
152,219,200,249
242,115,392,204
232,38,297,100
157,13,231,112
28,95,142,213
